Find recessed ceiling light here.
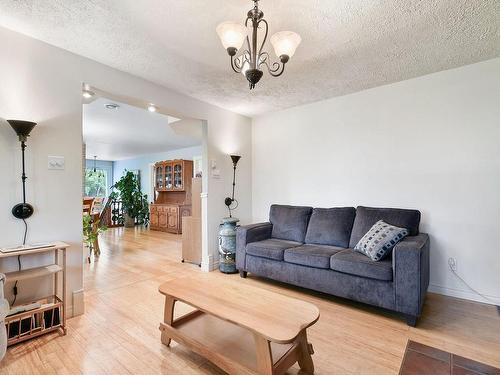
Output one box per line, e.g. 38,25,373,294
105,103,120,110
82,90,95,99
148,104,157,112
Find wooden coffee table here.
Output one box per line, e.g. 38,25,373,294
158,275,320,375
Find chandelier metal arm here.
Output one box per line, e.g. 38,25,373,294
258,52,286,77
230,54,242,73
244,17,252,54
261,61,286,77
231,50,251,73
257,19,269,58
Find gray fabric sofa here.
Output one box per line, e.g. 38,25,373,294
236,205,430,326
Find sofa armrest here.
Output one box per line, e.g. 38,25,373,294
236,222,273,271
393,233,430,317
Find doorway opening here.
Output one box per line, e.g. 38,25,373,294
81,87,206,290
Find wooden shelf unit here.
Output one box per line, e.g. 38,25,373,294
5,264,63,282
1,242,68,346
150,159,193,234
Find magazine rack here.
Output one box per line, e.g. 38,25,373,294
1,242,68,346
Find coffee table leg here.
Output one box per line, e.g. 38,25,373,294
297,330,314,374
254,334,273,375
161,295,176,346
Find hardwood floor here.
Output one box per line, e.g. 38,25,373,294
1,227,499,374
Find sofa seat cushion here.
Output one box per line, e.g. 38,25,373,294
305,207,356,248
284,244,344,269
330,249,393,281
246,239,302,261
349,206,421,248
270,205,313,243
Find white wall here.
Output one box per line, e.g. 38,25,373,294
112,146,202,200
0,26,252,315
252,58,500,305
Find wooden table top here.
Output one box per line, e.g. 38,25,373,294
0,241,69,258
159,275,320,344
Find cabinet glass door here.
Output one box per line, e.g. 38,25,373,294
173,161,183,190
165,163,173,190
156,165,164,189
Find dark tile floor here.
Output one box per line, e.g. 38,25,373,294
399,341,500,375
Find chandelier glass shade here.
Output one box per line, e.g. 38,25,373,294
216,22,247,51
270,31,302,58
216,0,301,89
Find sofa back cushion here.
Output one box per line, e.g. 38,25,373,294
349,206,421,248
305,207,356,248
269,205,313,243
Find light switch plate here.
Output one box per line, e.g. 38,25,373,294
211,169,221,179
48,156,65,170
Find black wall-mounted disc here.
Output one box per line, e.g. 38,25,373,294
12,203,34,219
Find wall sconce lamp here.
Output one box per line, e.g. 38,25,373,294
224,155,241,217
7,120,37,219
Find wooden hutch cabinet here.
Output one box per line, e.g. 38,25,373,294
150,159,193,234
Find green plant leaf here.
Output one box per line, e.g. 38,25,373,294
111,171,150,226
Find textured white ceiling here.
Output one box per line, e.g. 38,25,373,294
0,0,499,116
83,97,201,161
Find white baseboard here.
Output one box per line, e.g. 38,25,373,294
428,284,500,306
72,289,85,316
201,254,217,272
211,259,220,271
202,253,221,272
64,289,85,319
200,260,210,272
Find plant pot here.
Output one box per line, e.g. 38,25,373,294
124,213,135,228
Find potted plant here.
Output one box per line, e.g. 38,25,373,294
83,214,107,262
112,171,149,228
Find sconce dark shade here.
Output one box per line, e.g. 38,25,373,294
230,155,241,167
7,120,37,142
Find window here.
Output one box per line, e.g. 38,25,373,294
84,169,109,198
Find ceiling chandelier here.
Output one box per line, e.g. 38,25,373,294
216,0,301,89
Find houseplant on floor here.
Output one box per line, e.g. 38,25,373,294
83,214,107,262
112,171,149,228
